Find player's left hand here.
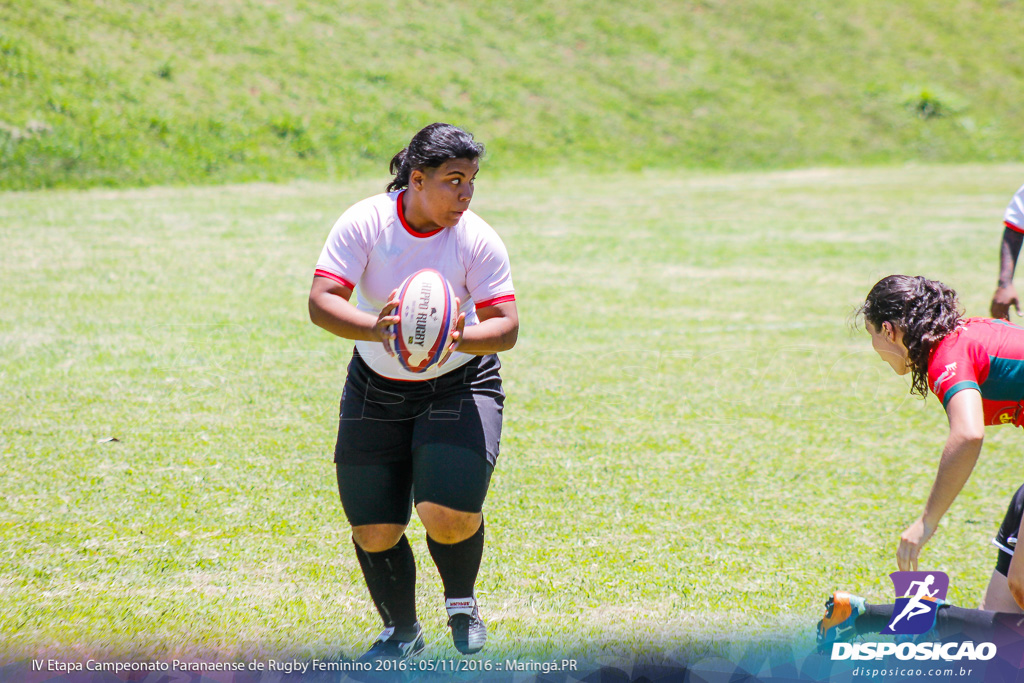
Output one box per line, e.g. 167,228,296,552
897,516,937,571
438,298,466,367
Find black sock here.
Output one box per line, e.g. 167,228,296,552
426,518,485,600
353,535,419,640
935,605,1000,638
856,603,895,634
857,603,1002,639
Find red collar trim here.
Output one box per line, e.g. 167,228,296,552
397,190,445,238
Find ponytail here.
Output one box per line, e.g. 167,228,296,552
387,148,411,192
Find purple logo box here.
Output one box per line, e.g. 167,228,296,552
882,571,949,636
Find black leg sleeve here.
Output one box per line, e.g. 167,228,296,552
353,534,419,639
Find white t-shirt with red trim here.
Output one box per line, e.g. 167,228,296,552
315,190,516,381
1005,183,1024,233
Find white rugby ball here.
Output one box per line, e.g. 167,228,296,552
393,269,457,373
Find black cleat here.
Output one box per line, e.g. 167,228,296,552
357,624,426,661
446,597,486,655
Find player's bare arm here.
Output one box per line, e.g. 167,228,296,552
898,389,985,571
308,276,399,350
448,300,519,356
992,227,1024,319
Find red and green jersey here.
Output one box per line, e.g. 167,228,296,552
928,318,1024,426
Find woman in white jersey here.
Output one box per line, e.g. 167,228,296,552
309,123,518,659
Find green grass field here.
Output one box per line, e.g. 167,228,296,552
2,163,1024,663
3,0,1024,189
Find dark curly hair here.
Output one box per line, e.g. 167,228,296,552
857,275,964,398
386,123,485,192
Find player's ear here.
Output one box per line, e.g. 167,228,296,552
409,168,425,190
882,321,896,341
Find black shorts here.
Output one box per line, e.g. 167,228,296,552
334,350,504,527
994,483,1024,576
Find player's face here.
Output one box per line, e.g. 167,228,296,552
408,157,479,231
866,320,911,376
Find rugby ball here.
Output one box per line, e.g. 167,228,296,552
393,269,457,373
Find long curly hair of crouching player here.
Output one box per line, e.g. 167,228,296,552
858,274,964,398
386,123,485,192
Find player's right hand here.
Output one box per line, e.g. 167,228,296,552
991,284,1021,320
897,517,936,572
375,289,401,356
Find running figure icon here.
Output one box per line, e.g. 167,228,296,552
887,574,939,630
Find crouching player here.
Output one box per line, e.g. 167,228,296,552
819,274,1024,649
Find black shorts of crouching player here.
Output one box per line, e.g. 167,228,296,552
994,483,1024,577
335,349,503,527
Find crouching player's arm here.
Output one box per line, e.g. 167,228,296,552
897,389,985,571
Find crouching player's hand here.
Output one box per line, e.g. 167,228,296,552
897,516,937,571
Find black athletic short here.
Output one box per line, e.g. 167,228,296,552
994,483,1024,576
333,350,504,527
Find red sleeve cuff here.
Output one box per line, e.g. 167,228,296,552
314,269,355,290
475,294,516,309
1007,221,1024,234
